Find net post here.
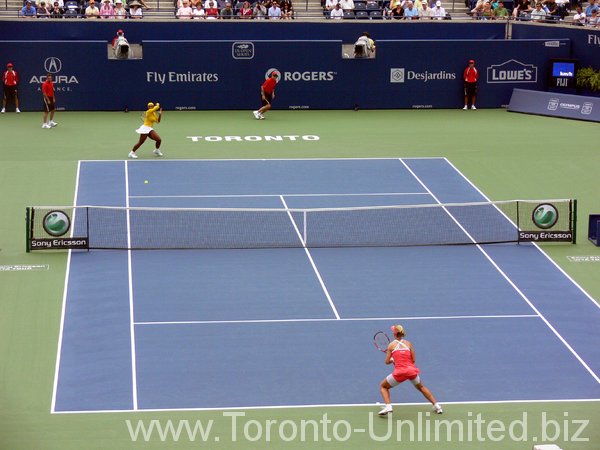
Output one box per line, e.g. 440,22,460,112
25,207,31,253
572,199,577,244
516,200,521,244
303,211,307,245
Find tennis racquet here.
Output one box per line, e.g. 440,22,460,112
373,331,391,352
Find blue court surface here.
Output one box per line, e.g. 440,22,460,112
51,158,600,413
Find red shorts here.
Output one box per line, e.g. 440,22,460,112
391,366,420,384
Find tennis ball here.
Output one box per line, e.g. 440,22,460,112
144,180,149,184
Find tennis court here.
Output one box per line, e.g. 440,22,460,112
50,157,600,413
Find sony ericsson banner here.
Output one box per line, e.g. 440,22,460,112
27,208,89,251
517,202,574,243
508,89,600,123
1,39,569,111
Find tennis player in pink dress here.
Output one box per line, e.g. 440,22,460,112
378,325,443,416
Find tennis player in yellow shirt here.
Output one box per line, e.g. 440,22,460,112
128,102,163,159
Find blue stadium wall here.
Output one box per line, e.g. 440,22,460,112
2,21,596,110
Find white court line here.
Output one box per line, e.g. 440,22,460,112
443,157,600,312
400,158,600,385
79,157,448,163
280,195,340,320
125,161,139,411
50,161,83,414
135,314,538,326
129,192,430,199
50,398,600,415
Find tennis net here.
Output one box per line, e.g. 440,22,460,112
25,199,576,251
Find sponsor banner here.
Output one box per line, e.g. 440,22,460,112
0,39,569,111
508,89,600,122
518,231,573,242
518,202,574,243
512,24,600,69
30,238,89,250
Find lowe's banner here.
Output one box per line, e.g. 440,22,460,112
0,39,569,111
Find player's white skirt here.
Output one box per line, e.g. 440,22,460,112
136,125,153,135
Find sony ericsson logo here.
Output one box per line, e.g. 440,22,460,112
487,59,537,83
29,56,79,85
265,67,336,82
389,68,455,83
532,203,559,230
44,57,62,74
43,210,71,237
548,98,559,111
232,42,254,60
581,102,593,115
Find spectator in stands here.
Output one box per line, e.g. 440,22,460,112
493,0,509,17
281,2,293,17
329,2,343,17
554,0,569,19
192,4,206,16
469,0,484,16
99,0,114,17
128,0,143,16
339,0,354,11
572,4,585,23
481,0,494,17
50,1,64,16
238,0,253,17
37,1,51,16
85,0,100,17
585,0,599,15
20,1,37,17
324,0,338,13
220,1,234,17
589,8,599,24
177,0,194,17
404,0,419,17
268,0,282,17
205,0,219,17
545,0,559,17
280,0,293,13
512,0,532,17
431,0,445,17
114,0,127,17
530,2,547,20
420,1,433,16
389,2,404,17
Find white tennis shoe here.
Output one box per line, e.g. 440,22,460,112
128,151,138,159
378,405,393,416
153,148,163,157
471,105,477,110
49,120,58,127
258,113,265,120
433,403,443,414
253,110,260,120
462,105,467,110
42,123,51,129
